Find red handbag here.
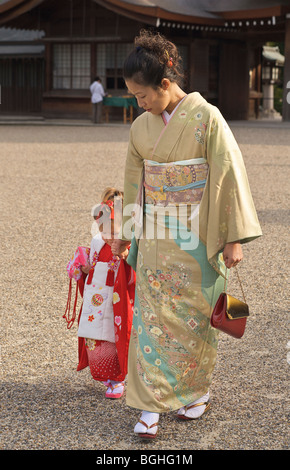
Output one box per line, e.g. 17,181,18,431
210,268,249,339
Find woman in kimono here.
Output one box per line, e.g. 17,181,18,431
112,30,262,439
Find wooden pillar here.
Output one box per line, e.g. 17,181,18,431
282,15,290,121
91,42,96,81
219,41,249,120
188,41,195,92
45,42,52,92
191,39,209,97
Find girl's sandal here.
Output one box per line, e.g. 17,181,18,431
105,381,124,399
135,418,159,439
177,400,211,420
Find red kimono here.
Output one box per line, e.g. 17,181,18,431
75,250,135,382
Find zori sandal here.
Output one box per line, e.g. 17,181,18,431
134,412,159,439
135,419,159,439
177,400,211,420
105,381,124,399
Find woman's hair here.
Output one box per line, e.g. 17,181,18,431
123,29,184,88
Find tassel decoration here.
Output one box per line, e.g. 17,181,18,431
87,267,94,285
106,269,115,286
63,279,78,329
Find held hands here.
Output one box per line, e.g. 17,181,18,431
80,239,129,275
222,242,243,269
111,239,130,259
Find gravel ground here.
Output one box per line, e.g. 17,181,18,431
0,120,289,453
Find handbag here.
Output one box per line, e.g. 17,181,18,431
66,246,90,281
210,267,249,339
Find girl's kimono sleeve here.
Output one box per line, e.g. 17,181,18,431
200,108,262,274
122,125,144,242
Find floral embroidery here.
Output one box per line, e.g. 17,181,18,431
73,268,81,278
219,222,227,233
134,258,219,400
152,280,161,290
217,237,224,248
194,123,207,144
85,338,97,350
134,306,139,316
179,111,187,118
109,258,119,271
225,205,232,215
91,251,99,268
229,188,236,198
88,315,94,322
144,240,155,251
149,326,163,337
209,118,217,135
112,292,120,304
114,316,121,326
144,345,152,354
194,111,203,120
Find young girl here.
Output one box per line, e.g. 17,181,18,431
77,187,135,399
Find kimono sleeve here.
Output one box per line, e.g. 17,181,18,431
202,108,262,272
121,125,144,241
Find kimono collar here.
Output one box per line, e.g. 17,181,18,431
151,93,207,161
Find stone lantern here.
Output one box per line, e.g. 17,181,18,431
262,45,285,119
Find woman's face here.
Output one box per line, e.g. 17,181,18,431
125,79,170,115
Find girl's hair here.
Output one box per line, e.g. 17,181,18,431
101,187,123,203
123,29,184,89
93,187,123,234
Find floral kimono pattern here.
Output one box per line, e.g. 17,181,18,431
122,92,262,412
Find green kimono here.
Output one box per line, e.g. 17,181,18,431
122,92,262,412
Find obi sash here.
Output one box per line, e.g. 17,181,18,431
127,158,209,269
143,157,208,207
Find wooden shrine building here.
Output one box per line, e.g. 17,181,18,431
0,0,290,121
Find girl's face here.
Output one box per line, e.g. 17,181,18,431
126,79,170,115
101,219,122,245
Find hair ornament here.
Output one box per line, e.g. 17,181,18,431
165,49,173,67
95,200,115,221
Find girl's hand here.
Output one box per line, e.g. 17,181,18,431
223,242,243,269
81,263,91,274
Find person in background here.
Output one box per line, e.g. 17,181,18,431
90,76,106,123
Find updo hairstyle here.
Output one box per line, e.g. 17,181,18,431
123,29,184,89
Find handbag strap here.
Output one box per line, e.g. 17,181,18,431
224,266,247,303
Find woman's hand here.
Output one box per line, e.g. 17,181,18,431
223,242,243,269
